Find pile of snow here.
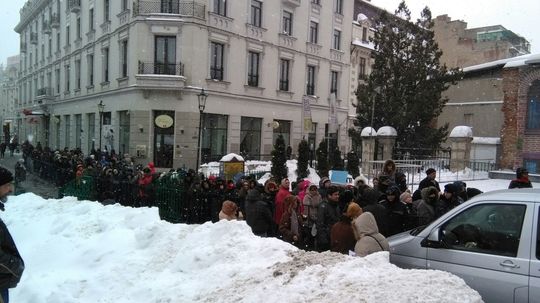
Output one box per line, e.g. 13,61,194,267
5,193,483,303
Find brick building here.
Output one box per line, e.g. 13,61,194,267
439,53,540,173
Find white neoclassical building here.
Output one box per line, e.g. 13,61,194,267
14,0,353,169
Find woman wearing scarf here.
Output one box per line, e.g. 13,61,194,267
279,195,303,247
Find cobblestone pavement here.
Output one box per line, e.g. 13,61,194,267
0,153,59,199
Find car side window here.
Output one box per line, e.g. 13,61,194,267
440,203,526,257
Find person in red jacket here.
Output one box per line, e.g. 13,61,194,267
137,167,153,206
273,178,290,227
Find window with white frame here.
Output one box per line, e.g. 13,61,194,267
103,47,109,82
282,11,293,35
75,59,81,90
88,54,94,86
306,65,316,95
309,21,318,44
333,29,341,50
335,0,343,14
210,42,224,80
65,64,70,92
213,0,227,16
247,51,260,87
89,8,95,31
250,0,262,27
279,59,290,91
120,40,128,77
330,71,339,96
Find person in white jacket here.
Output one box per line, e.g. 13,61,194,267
348,203,389,257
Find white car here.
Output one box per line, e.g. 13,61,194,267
388,188,540,303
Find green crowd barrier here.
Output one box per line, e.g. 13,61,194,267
58,176,96,201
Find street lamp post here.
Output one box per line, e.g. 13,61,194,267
98,100,105,151
196,88,208,171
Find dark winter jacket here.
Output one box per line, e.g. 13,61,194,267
316,199,340,248
379,187,407,237
358,188,389,237
0,219,24,289
418,176,440,192
279,197,303,245
437,194,464,217
508,178,532,189
416,186,440,226
245,189,273,236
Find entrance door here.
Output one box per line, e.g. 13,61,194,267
153,111,174,168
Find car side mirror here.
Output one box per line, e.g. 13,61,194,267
421,227,444,248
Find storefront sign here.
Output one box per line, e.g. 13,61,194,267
155,115,174,128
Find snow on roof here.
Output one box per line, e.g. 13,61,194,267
219,153,245,162
377,126,397,136
360,127,377,137
356,13,368,22
352,38,375,50
449,126,473,138
462,52,540,73
472,137,501,144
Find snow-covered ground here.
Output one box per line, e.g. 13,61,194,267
5,178,536,302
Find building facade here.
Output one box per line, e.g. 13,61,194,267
0,55,20,143
438,53,540,172
15,0,353,169
433,15,531,69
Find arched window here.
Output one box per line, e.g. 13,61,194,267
526,80,540,130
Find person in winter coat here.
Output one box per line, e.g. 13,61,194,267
379,185,407,237
296,179,310,214
351,211,390,257
417,168,441,193
330,202,359,254
437,183,464,217
218,200,241,221
453,181,483,202
0,167,25,303
245,189,273,237
381,159,397,183
279,195,303,247
316,186,341,251
303,184,321,223
357,188,388,237
508,167,533,189
318,177,331,199
416,186,440,226
273,178,291,226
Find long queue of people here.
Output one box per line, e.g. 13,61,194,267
20,143,486,257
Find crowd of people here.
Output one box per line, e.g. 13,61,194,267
19,143,536,258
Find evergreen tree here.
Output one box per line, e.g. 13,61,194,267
296,139,309,179
351,1,461,155
346,151,360,178
316,140,329,177
271,135,288,182
330,146,344,170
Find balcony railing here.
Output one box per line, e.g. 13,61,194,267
50,14,60,28
138,61,184,76
30,32,38,45
134,0,206,19
69,0,81,13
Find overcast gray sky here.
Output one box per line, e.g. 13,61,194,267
1,0,539,65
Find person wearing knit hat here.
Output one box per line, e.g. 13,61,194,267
0,166,25,302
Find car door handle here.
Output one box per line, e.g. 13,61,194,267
499,260,520,269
